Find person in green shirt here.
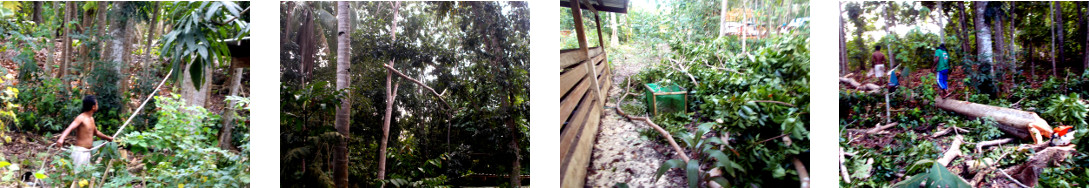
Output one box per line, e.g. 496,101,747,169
933,44,951,98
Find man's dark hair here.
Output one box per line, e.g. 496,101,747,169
82,95,97,113
938,44,946,51
874,45,881,51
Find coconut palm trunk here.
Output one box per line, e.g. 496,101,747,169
334,1,352,188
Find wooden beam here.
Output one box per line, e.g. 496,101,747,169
560,49,587,68
560,1,628,13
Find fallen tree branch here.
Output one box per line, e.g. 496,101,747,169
937,135,964,167
383,64,449,109
998,168,1030,188
931,125,970,138
793,157,810,188
866,122,898,134
975,138,1014,153
615,76,690,162
668,58,699,87
840,147,852,184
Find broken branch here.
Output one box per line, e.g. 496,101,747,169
383,64,449,109
936,135,964,167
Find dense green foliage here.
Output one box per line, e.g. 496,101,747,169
280,2,529,187
633,30,810,186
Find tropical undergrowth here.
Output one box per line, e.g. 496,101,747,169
626,31,810,187
0,95,250,187
839,68,1089,187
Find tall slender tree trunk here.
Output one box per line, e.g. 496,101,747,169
1051,2,1058,77
58,2,71,78
334,2,351,188
45,1,58,77
937,2,944,42
839,2,847,75
718,0,728,38
975,2,994,78
96,2,107,70
993,3,1006,74
610,12,618,46
32,2,41,24
884,4,896,70
741,0,747,54
958,2,971,61
1055,2,1064,72
1084,2,1089,72
378,1,401,183
143,2,159,67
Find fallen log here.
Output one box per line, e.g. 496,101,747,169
934,98,1052,142
839,77,881,92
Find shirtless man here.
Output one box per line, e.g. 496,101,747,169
54,95,113,167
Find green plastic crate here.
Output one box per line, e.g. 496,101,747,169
644,83,687,116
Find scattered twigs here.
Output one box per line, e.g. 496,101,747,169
748,100,795,107
840,147,852,184
866,122,898,134
998,169,1030,188
931,125,969,138
975,138,1014,153
756,134,790,145
937,135,964,167
969,148,1012,186
382,64,449,109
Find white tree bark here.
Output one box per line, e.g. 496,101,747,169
334,1,352,188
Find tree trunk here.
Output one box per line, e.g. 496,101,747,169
334,2,351,188
1055,2,1064,72
839,2,847,75
937,2,944,42
32,2,41,24
181,58,211,108
974,2,994,77
992,3,1005,73
58,2,71,78
282,2,296,43
935,97,1052,140
45,1,58,77
96,1,107,70
297,9,316,84
378,1,401,183
958,2,971,61
885,4,896,70
143,2,160,67
1084,2,1089,71
218,66,243,150
610,12,618,46
1052,2,1058,77
718,0,728,38
741,0,747,54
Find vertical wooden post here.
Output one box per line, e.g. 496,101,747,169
571,0,601,104
592,7,608,101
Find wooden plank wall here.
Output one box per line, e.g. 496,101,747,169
559,49,611,187
560,0,616,187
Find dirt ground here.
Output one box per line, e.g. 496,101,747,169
584,43,686,187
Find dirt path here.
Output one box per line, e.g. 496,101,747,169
584,43,685,187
